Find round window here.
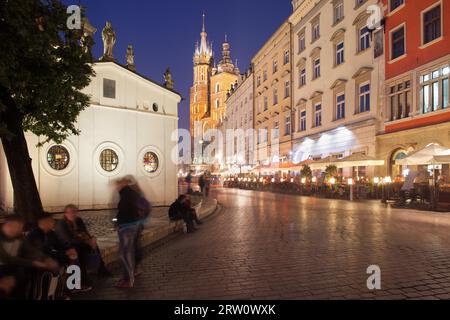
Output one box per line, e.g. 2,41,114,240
47,145,70,171
143,152,159,173
152,103,159,112
99,149,119,172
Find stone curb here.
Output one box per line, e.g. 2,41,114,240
100,199,218,265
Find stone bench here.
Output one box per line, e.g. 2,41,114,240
99,198,218,265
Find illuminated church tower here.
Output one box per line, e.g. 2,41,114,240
190,14,213,140
189,15,239,142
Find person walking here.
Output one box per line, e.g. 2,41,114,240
115,178,141,289
199,174,206,195
204,173,211,197
129,181,151,278
185,171,193,194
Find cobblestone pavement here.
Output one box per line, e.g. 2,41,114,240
82,188,450,300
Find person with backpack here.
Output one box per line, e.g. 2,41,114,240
129,181,151,278
114,178,142,289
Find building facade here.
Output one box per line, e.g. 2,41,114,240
224,69,254,169
377,0,450,177
290,0,385,178
0,58,181,212
190,16,240,164
252,21,293,165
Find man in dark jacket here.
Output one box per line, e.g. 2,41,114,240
27,213,80,298
55,205,111,289
27,213,75,266
169,195,202,233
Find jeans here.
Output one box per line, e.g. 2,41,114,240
118,225,139,284
135,223,145,267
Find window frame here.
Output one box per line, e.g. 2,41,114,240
358,81,371,114
335,93,346,121
335,41,345,66
390,23,406,61
359,26,371,53
314,103,322,128
421,2,442,47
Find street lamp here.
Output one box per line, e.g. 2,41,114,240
199,140,205,164
348,178,354,201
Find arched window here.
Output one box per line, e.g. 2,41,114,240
47,145,70,171
215,99,220,109
390,149,408,177
143,152,159,173
99,149,119,172
215,83,220,93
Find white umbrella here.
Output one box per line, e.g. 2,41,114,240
335,154,385,168
310,156,336,170
396,144,450,165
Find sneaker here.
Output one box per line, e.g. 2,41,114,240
115,280,134,289
70,285,93,293
134,267,143,278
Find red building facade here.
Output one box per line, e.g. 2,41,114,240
377,0,450,176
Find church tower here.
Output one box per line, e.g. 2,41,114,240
190,14,213,139
209,35,240,131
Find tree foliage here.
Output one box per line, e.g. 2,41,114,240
0,0,94,222
324,165,338,179
0,0,94,144
300,165,312,179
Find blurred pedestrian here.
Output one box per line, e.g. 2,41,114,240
129,180,152,278
115,178,141,288
204,173,211,197
199,174,206,195
186,171,194,194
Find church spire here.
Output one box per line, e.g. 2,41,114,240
202,12,206,32
217,33,238,75
194,13,213,65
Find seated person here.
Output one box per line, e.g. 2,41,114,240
168,195,202,233
55,205,111,282
27,213,77,266
0,215,57,299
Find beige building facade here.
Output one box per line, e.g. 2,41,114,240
224,70,254,168
290,0,385,178
252,22,293,165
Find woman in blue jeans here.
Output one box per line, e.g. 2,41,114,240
115,179,142,289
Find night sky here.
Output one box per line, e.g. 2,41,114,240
65,0,292,130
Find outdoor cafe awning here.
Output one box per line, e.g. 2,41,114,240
309,154,385,170
396,144,450,166
309,156,336,170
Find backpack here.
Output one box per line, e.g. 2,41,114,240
137,196,152,221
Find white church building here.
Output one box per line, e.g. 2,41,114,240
0,22,182,212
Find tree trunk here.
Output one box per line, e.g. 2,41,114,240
1,108,43,226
